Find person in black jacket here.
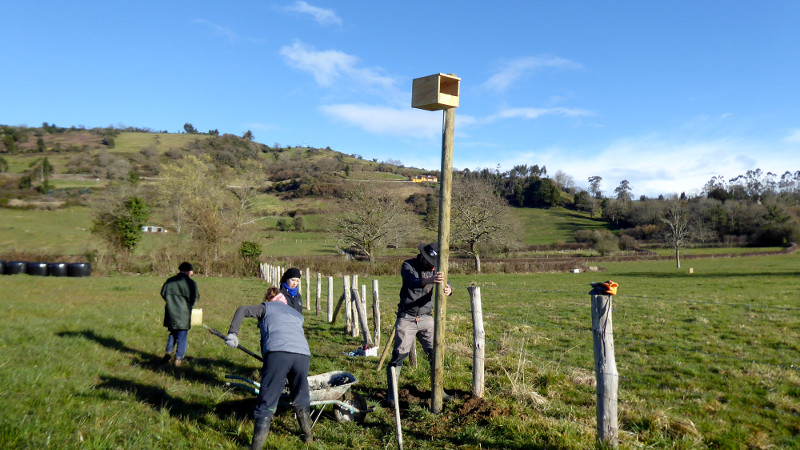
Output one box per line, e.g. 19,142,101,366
385,243,452,405
279,267,304,313
160,261,198,370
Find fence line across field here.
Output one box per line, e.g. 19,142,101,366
256,262,798,447
258,264,797,374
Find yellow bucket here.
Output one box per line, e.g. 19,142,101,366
191,308,203,326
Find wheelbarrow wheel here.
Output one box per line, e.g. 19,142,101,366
333,391,367,423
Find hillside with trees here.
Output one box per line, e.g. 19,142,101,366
1,123,799,275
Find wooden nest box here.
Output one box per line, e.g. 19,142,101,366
412,73,460,110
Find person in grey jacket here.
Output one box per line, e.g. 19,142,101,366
160,261,198,370
385,243,452,406
225,287,312,448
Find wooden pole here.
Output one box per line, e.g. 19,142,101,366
431,106,455,413
372,279,381,348
316,273,322,316
351,275,360,337
343,276,352,333
351,288,374,347
377,327,396,371
591,290,619,448
331,292,345,323
390,366,403,450
327,276,334,322
468,285,485,398
305,268,311,310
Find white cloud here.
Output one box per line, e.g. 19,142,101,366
284,1,342,26
280,41,396,92
784,129,800,143
483,55,582,92
456,134,800,198
486,107,592,122
320,104,441,139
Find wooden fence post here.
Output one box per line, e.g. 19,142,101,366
372,279,381,348
350,275,360,337
316,273,322,316
591,287,619,448
305,268,311,310
344,276,352,333
468,285,485,398
327,276,334,322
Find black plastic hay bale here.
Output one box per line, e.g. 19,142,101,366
0,260,5,275
47,263,69,277
6,261,27,275
67,262,91,277
26,262,49,276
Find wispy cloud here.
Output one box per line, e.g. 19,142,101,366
280,41,397,92
784,129,800,143
320,104,441,139
486,107,592,122
284,1,342,26
483,55,582,92
194,19,264,44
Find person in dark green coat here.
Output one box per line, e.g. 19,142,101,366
161,261,199,368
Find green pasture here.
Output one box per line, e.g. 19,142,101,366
0,207,94,256
113,132,208,154
517,207,612,245
2,154,74,174
650,246,784,256
1,253,798,448
48,178,108,189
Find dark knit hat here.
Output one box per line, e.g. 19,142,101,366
282,267,302,282
178,262,193,272
417,243,439,268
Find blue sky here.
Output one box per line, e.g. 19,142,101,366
3,1,799,198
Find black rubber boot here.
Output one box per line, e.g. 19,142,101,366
251,416,272,450
294,405,313,443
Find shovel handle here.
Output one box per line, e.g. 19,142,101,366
203,324,263,362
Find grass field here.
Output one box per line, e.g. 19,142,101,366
112,132,208,154
517,207,612,245
0,207,94,256
1,252,798,448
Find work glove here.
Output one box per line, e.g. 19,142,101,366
225,333,239,348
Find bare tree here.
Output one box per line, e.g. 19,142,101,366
451,177,519,272
662,200,690,268
333,184,414,265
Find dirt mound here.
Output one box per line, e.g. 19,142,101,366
458,394,510,422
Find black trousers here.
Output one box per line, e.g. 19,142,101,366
254,351,310,422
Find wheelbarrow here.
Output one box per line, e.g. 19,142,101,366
204,325,372,424
225,371,371,424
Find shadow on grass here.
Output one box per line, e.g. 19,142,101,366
96,375,255,419
56,329,256,387
94,375,254,447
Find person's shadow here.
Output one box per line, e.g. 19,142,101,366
56,329,255,387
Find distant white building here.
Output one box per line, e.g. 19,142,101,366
142,225,168,233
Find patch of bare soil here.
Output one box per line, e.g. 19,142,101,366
457,393,510,422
